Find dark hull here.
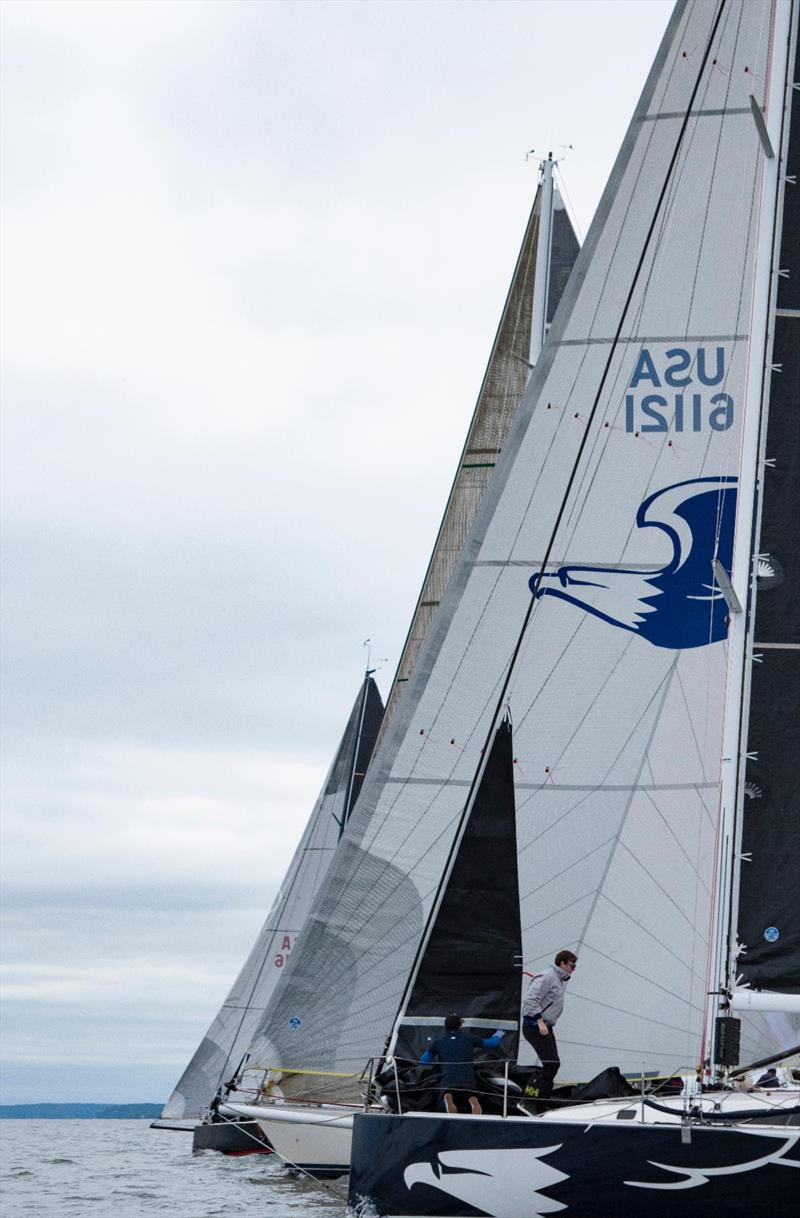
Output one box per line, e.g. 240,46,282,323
192,1119,273,1155
349,1112,800,1216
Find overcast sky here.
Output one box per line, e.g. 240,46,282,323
1,0,672,1104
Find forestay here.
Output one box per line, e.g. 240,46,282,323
244,0,788,1094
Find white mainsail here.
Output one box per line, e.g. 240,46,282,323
245,0,796,1095
161,674,383,1120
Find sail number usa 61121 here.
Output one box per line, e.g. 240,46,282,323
624,346,734,433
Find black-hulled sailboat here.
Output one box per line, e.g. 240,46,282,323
346,0,800,1212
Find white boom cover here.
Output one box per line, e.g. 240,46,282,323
162,677,382,1119
243,0,789,1095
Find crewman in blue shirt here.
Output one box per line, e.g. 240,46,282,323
420,1013,505,1114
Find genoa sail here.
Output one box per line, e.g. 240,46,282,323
242,0,795,1095
161,673,384,1120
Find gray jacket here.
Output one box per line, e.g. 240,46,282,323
521,965,571,1026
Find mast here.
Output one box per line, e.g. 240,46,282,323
529,153,555,369
706,0,798,1078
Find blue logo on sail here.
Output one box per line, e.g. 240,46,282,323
530,477,737,649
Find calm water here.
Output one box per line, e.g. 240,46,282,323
0,1120,348,1217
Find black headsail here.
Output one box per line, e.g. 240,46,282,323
393,716,523,1064
736,32,800,997
331,672,385,836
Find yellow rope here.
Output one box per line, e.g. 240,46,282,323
245,1065,361,1078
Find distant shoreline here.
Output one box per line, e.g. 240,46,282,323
0,1103,164,1120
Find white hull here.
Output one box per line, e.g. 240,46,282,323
225,1101,354,1176
535,1085,800,1125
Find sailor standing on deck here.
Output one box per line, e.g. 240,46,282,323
521,949,577,1098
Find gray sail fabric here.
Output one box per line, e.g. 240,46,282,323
161,676,383,1119
243,0,785,1091
381,182,579,731
547,191,581,327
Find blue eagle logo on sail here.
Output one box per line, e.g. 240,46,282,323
530,477,737,649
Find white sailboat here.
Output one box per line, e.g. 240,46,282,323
155,669,384,1153
342,0,800,1212
225,158,580,1172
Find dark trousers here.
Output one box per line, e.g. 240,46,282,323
522,1022,560,1098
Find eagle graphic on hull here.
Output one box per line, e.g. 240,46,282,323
531,477,738,649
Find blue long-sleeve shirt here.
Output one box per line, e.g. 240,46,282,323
420,1029,504,1088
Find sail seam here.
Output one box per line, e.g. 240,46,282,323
471,559,710,569
590,892,710,976
383,777,719,790
552,332,748,346
581,941,706,1011
639,105,751,120
565,990,707,1035
572,657,681,949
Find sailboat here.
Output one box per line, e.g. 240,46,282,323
224,158,580,1170
155,669,383,1153
340,0,800,1212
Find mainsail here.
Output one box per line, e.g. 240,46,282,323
245,0,798,1094
161,673,383,1120
731,29,800,1010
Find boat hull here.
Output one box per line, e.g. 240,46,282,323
252,1113,351,1177
349,1110,800,1216
225,1101,353,1177
191,1119,273,1155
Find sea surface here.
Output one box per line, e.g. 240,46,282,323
0,1119,348,1217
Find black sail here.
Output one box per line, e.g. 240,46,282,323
737,35,800,994
394,717,522,1061
330,674,385,835
547,194,581,326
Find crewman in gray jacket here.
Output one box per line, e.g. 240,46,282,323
521,949,577,1098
